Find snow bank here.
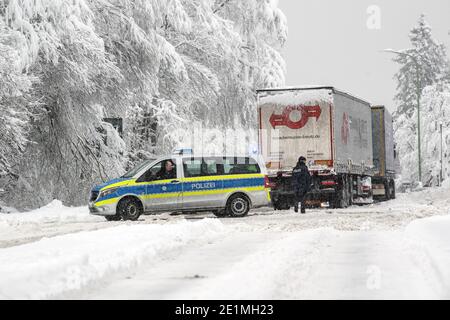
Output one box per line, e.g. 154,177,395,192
259,88,333,106
374,185,450,217
0,200,102,230
404,214,450,296
0,202,18,214
0,219,226,299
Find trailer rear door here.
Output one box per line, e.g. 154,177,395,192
258,89,334,171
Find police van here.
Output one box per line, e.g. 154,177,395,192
89,154,271,220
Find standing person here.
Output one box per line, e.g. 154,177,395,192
292,156,312,213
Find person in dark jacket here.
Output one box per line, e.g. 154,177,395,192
292,156,312,213
156,159,177,180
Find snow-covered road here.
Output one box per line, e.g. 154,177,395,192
1,187,450,299
78,227,450,300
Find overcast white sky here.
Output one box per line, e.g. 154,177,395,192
278,0,450,112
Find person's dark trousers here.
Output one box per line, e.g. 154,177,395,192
294,190,306,213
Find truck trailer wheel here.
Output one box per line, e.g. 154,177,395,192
333,176,350,209
334,191,349,208
348,176,354,205
389,181,396,199
383,181,390,201
273,197,290,210
333,190,348,208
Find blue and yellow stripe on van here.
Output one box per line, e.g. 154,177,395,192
93,174,270,208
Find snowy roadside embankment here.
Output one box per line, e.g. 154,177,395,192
404,214,450,298
372,185,450,218
0,219,227,299
0,200,102,231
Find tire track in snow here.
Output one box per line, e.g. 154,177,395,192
78,228,336,299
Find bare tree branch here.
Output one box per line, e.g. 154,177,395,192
213,0,232,13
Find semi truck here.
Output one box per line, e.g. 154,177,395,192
371,106,396,200
257,86,396,209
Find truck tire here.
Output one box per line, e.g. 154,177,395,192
383,181,390,201
117,197,143,221
389,181,396,199
348,176,354,205
335,190,350,208
333,176,350,209
274,197,290,211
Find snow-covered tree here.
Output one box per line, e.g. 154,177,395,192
0,19,35,182
393,15,448,116
1,0,126,208
117,0,287,159
0,0,287,208
420,83,450,186
393,15,449,185
214,0,287,125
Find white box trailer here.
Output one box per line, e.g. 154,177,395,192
257,86,375,209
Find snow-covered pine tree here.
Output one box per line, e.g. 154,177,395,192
393,14,449,186
0,18,35,184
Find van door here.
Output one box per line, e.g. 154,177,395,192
138,158,182,212
181,157,224,210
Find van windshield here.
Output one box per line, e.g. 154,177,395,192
121,159,155,178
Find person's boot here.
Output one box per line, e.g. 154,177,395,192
301,208,306,214
294,204,299,213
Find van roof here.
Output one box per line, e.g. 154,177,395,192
166,154,262,159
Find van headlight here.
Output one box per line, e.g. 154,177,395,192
99,187,118,199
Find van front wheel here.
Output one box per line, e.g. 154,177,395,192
117,197,143,221
227,195,250,218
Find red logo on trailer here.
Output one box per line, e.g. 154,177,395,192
341,112,350,145
269,105,322,129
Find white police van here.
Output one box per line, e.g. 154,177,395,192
89,154,271,220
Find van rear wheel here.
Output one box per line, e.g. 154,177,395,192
117,197,143,221
227,194,250,218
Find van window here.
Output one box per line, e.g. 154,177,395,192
183,159,201,177
138,159,176,182
183,158,219,178
122,159,154,178
223,157,261,175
